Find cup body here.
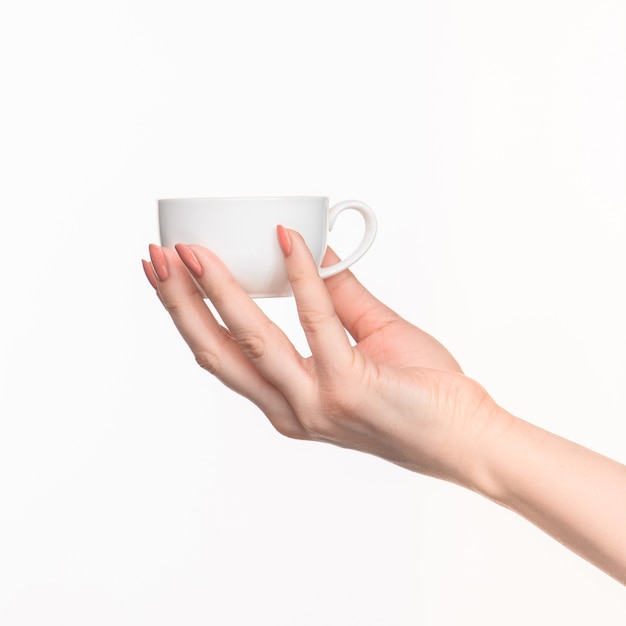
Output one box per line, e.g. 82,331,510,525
159,196,330,297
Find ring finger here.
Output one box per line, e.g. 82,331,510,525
145,245,307,439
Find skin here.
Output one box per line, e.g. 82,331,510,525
143,228,626,585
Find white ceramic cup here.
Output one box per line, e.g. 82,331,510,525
158,196,377,298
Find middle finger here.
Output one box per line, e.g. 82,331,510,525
175,244,314,406
148,245,306,437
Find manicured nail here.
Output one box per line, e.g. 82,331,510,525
175,244,203,278
276,225,292,257
148,244,169,281
142,259,158,289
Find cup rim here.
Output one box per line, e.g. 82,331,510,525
158,195,328,203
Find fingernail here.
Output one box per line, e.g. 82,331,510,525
148,244,169,281
175,244,203,278
142,259,158,289
276,225,292,257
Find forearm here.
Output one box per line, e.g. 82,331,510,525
471,409,626,584
146,240,626,582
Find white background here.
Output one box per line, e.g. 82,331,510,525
1,0,625,623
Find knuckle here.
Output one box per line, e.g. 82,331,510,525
162,297,184,316
323,391,357,422
288,270,310,291
237,331,267,361
297,398,346,440
272,418,309,441
298,411,332,439
299,308,334,336
236,318,273,361
285,379,365,442
193,349,221,375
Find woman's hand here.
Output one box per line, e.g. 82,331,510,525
143,228,506,487
143,228,626,583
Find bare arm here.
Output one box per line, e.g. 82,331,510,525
472,412,626,584
143,228,626,585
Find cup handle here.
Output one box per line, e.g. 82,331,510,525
318,200,377,279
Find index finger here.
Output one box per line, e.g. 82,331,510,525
279,227,355,374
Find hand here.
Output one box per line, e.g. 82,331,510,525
143,228,506,486
143,229,626,583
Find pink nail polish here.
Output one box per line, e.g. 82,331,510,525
142,259,158,289
148,244,169,281
175,244,203,278
276,225,292,257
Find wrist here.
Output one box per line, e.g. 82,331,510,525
458,401,521,501
463,404,626,583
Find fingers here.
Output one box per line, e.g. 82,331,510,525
278,227,355,374
142,258,158,290
145,245,242,382
172,243,314,405
321,247,400,343
142,232,389,436
143,245,308,439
